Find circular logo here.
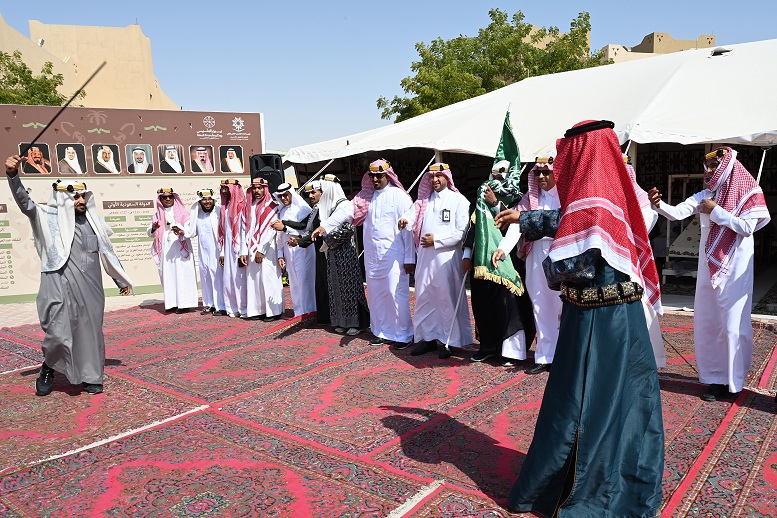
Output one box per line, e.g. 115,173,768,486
203,116,216,129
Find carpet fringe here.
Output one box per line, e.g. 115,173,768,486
387,479,445,517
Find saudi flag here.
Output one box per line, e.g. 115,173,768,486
471,110,524,296
492,111,521,174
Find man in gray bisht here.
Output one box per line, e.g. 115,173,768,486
6,155,133,396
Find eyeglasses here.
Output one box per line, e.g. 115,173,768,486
159,195,174,200
533,170,551,177
368,173,386,179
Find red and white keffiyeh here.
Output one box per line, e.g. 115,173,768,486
624,157,652,215
218,180,246,254
352,159,407,226
151,189,190,266
703,147,770,288
244,179,278,253
549,121,661,311
515,160,553,259
410,163,459,248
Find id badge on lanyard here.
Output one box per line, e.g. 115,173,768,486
441,209,451,222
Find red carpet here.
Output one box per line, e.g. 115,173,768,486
0,304,776,516
0,373,196,475
0,412,426,517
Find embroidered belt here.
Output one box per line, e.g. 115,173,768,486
560,281,643,308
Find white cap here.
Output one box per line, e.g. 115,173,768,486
492,160,511,174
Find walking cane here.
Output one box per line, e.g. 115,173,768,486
444,271,469,352
21,62,107,157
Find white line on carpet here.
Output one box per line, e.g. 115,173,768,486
30,405,209,466
0,365,39,376
387,479,445,517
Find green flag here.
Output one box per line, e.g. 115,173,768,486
493,111,521,173
471,110,524,295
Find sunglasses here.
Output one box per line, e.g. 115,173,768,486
368,172,386,179
159,194,174,199
533,170,551,177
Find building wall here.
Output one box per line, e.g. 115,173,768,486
632,32,716,54
0,13,79,94
602,32,716,64
28,21,178,110
0,13,177,110
601,44,658,63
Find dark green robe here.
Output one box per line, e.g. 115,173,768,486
508,210,664,518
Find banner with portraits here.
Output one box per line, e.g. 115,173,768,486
0,105,262,302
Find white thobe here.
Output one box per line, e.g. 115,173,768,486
148,207,198,310
278,215,317,316
186,206,225,312
324,184,415,343
639,203,666,368
656,191,760,392
221,211,247,316
402,189,472,346
500,186,563,364
241,203,284,318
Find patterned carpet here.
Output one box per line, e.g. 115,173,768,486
659,313,777,390
0,304,776,516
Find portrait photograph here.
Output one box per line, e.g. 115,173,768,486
92,144,121,174
126,144,154,174
158,144,186,174
18,142,52,175
189,145,215,174
219,145,245,174
55,143,87,175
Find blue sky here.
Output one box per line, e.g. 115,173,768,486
2,1,776,152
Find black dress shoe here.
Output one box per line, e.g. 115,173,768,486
82,382,103,395
525,363,551,375
200,307,213,316
166,307,178,313
243,314,265,321
470,351,494,362
410,341,437,356
369,337,389,345
393,341,412,350
701,383,727,402
176,308,191,314
35,362,54,396
212,310,228,316
438,346,452,359
262,315,281,322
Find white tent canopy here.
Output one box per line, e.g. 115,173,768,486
286,39,777,165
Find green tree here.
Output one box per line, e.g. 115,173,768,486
0,50,80,106
377,9,608,122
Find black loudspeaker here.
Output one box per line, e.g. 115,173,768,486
249,154,284,193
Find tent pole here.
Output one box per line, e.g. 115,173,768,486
406,154,437,193
623,140,632,155
297,157,336,193
756,148,770,184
